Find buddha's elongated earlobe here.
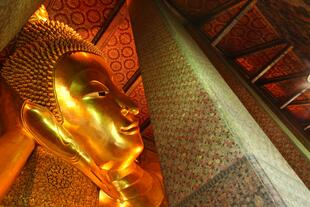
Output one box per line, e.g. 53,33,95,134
21,100,120,199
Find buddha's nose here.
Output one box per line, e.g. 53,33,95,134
117,95,139,117
121,107,139,117
129,107,139,116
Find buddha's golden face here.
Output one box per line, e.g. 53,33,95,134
54,52,143,171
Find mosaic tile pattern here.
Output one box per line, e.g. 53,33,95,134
176,156,282,207
1,147,99,207
131,0,250,204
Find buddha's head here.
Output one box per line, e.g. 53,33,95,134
1,6,143,171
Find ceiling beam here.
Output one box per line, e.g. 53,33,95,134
140,118,151,132
123,69,141,93
195,0,244,25
257,71,309,85
251,44,293,83
211,0,257,47
92,0,126,44
226,39,287,59
280,86,310,109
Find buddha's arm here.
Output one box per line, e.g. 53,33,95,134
21,101,120,199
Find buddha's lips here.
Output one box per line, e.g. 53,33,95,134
120,121,139,135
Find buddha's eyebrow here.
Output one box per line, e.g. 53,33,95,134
89,80,107,88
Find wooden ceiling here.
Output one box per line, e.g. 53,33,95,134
167,0,310,145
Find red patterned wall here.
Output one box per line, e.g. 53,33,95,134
44,0,117,41
218,6,279,52
96,3,140,91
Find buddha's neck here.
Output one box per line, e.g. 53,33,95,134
108,162,153,201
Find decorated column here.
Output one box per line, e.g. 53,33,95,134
129,0,310,206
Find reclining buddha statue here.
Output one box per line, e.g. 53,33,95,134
0,5,164,207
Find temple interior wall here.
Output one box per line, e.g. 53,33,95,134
0,0,309,206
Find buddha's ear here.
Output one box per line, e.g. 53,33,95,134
21,101,87,167
21,100,83,159
20,100,61,145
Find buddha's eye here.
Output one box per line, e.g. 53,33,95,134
82,90,109,100
98,91,107,96
82,80,109,100
98,91,105,96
